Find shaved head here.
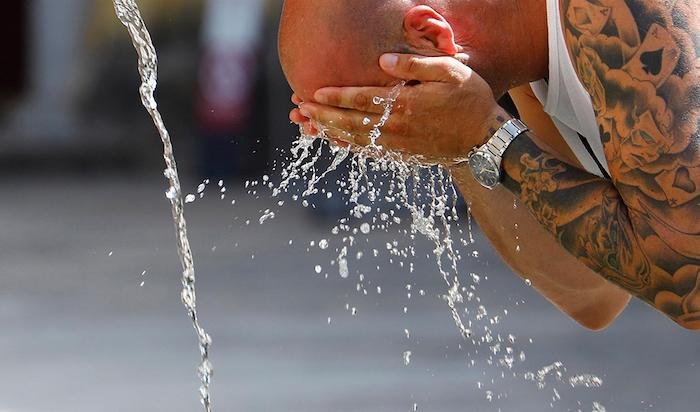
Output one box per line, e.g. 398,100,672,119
279,0,414,101
278,0,548,101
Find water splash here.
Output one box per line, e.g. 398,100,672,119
275,83,476,341
112,1,213,410
403,350,412,366
569,374,603,388
273,77,605,407
592,401,607,412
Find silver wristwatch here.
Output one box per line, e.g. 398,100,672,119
457,118,529,189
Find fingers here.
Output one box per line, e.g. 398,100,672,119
289,107,307,124
313,87,392,114
294,99,409,152
379,53,471,83
300,102,406,150
291,94,315,133
290,107,319,135
300,103,379,137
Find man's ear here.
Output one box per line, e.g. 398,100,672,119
403,5,459,55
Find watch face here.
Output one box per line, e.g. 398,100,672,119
468,152,500,189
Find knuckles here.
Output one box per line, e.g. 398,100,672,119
404,57,420,76
346,114,366,131
322,92,342,107
351,93,371,111
384,119,410,137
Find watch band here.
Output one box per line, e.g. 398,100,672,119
482,118,529,164
452,118,529,168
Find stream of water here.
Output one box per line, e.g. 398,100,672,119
112,1,213,410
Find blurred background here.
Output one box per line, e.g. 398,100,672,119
0,1,697,411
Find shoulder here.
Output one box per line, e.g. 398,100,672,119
559,0,698,173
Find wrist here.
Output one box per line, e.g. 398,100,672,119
455,113,529,190
479,106,513,146
449,106,511,169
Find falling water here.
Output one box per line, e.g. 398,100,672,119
276,83,473,339
273,81,608,407
112,1,213,410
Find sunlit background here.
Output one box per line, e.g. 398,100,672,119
0,1,697,411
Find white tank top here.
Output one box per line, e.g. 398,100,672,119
529,0,612,179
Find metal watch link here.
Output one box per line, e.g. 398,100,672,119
455,118,529,190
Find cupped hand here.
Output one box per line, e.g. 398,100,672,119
291,53,511,165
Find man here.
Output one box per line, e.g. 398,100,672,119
278,0,699,330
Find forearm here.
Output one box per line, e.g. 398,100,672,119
452,166,630,330
500,130,699,329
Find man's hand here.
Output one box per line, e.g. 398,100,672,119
291,54,510,165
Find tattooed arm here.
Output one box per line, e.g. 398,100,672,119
295,1,697,327
500,0,699,329
447,87,632,331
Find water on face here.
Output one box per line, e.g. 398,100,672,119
112,1,213,410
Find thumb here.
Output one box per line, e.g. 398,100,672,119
379,53,470,83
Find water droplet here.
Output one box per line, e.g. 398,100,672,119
360,223,371,234
569,374,603,388
338,247,349,278
592,402,607,412
259,210,275,224
185,194,196,203
403,350,412,366
315,265,322,274
165,186,178,200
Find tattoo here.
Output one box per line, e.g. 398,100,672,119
501,0,699,328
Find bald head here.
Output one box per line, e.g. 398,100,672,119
278,0,413,102
278,0,548,101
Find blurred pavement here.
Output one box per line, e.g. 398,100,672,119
0,175,697,412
